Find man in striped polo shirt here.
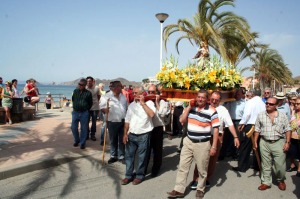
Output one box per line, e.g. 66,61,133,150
167,89,220,199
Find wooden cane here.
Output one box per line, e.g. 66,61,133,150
102,99,110,164
247,125,262,175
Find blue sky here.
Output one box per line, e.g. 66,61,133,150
0,0,299,83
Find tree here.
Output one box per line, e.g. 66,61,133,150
163,0,253,63
250,48,293,92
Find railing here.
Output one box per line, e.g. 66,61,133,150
36,93,66,110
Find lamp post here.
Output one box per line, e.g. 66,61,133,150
252,66,255,90
156,13,169,69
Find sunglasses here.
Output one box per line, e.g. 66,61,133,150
148,91,156,94
264,92,270,94
265,102,276,106
78,83,85,86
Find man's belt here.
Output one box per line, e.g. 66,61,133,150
188,137,210,143
262,137,283,143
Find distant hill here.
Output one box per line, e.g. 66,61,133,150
59,77,141,87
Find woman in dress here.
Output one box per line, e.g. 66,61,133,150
288,96,300,177
1,81,14,124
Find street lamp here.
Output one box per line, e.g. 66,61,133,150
156,13,169,69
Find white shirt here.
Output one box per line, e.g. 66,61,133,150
239,96,266,125
216,105,233,134
125,100,156,134
152,99,170,127
100,92,128,122
86,85,100,110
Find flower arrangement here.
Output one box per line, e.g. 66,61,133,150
156,55,242,91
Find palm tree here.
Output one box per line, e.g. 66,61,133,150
250,48,293,92
163,0,253,63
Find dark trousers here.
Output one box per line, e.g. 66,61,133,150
219,122,239,159
87,110,99,137
172,106,183,136
145,126,164,175
238,124,259,172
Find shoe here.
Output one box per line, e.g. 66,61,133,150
8,120,12,125
286,166,297,172
121,178,133,185
80,145,86,149
296,172,300,177
91,136,96,141
108,157,118,164
86,136,89,140
258,184,271,191
167,190,184,198
190,181,197,190
118,159,125,164
278,182,286,191
196,190,204,199
206,180,210,188
151,171,159,178
231,166,240,172
73,142,79,147
132,178,143,185
218,156,225,161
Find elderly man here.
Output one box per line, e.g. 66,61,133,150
86,76,100,141
167,89,219,199
122,86,156,185
190,91,240,189
100,81,128,164
220,88,245,160
71,79,93,149
145,84,170,177
233,89,265,172
274,92,291,120
254,97,291,191
262,87,272,103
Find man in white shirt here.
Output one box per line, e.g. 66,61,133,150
100,81,128,164
86,76,100,141
121,86,156,185
145,84,170,177
232,90,266,172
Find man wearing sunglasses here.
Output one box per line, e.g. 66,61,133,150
145,84,170,177
253,97,291,191
262,87,272,103
71,79,93,149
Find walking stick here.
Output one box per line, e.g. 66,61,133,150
246,125,262,175
102,99,110,164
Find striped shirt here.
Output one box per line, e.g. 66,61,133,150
72,88,93,112
187,104,220,140
255,110,291,141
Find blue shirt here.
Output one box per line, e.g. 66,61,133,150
277,102,291,121
224,99,245,120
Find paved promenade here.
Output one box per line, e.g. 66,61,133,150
0,108,300,198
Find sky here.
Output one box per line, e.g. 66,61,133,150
0,0,299,84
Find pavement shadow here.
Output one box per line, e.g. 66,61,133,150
0,111,126,199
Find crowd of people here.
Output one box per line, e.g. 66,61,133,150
69,77,300,199
0,77,41,125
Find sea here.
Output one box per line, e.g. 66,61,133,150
17,84,109,102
